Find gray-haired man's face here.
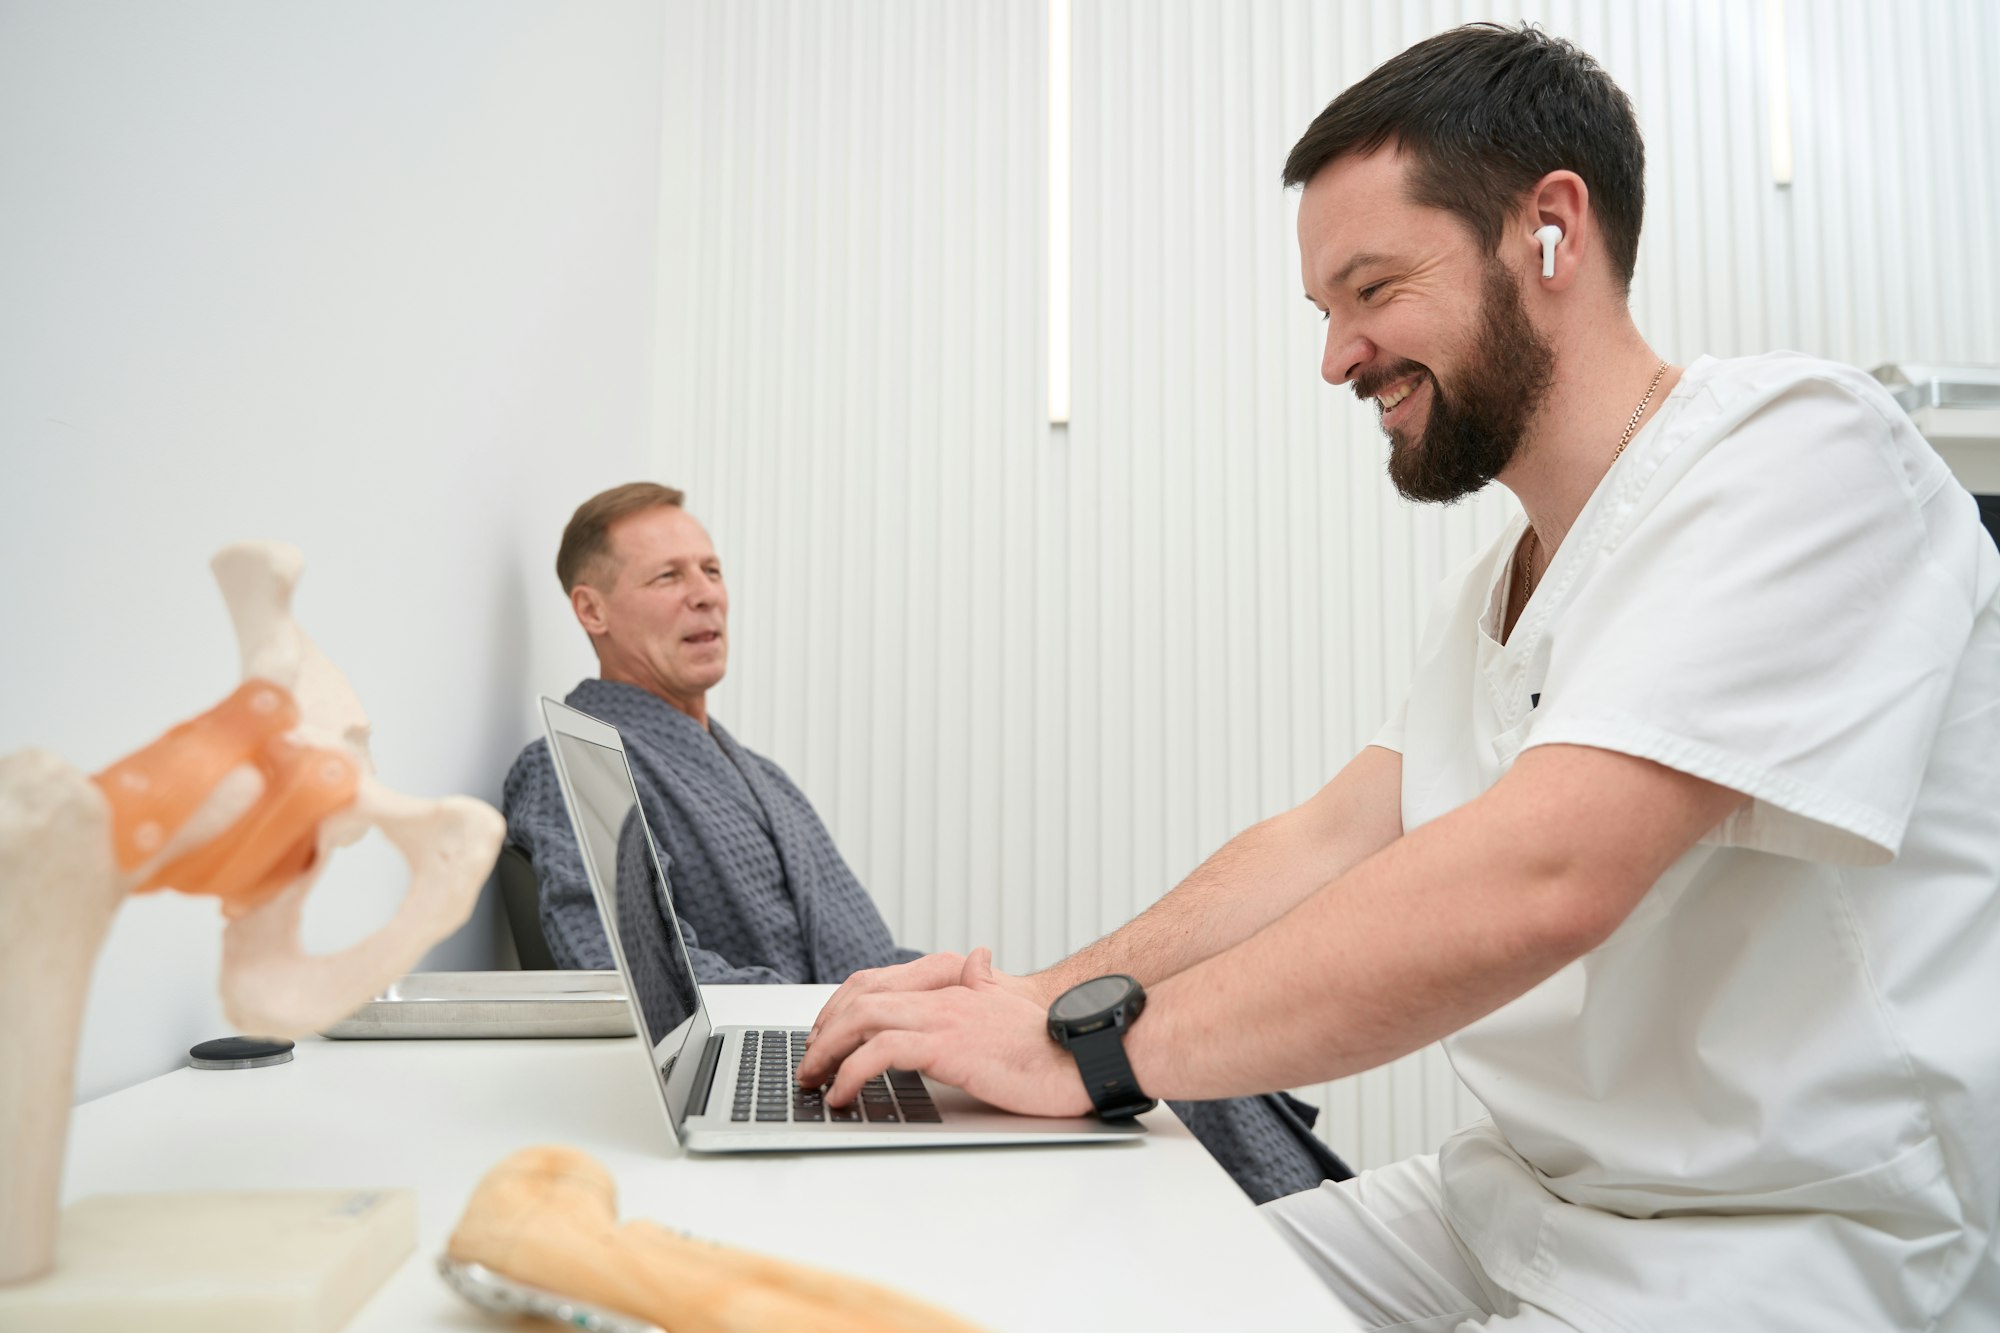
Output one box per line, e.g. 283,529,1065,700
585,506,729,705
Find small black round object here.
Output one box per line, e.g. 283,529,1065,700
188,1036,295,1070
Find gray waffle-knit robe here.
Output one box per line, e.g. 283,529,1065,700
503,678,1351,1203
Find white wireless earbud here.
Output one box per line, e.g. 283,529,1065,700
1533,224,1564,279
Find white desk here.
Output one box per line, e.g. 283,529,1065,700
61,985,1358,1330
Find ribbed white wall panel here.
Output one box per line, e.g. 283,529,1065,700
652,0,2000,1171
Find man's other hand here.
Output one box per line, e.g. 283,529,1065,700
809,948,1047,1047
796,949,1092,1118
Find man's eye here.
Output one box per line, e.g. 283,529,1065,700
1359,283,1385,303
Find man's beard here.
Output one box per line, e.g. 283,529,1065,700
1357,261,1556,505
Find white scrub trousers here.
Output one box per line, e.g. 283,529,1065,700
1263,1157,1572,1331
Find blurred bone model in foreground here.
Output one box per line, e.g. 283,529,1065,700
447,1145,989,1333
0,541,505,1284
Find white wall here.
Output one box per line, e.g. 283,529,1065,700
655,0,2000,1169
8,0,1995,1149
0,1,666,1100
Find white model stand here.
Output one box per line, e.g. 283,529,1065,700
0,1188,416,1332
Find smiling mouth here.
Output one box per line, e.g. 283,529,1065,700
684,631,722,645
1375,375,1428,431
1377,379,1417,412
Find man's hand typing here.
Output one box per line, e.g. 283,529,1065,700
797,949,1092,1118
807,948,1053,1047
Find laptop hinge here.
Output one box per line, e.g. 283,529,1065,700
686,1031,725,1119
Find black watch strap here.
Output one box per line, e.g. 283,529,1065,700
1069,1026,1156,1119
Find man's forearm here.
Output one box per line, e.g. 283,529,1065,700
1125,821,1591,1098
1030,746,1403,1001
1029,819,1330,999
1121,745,1746,1099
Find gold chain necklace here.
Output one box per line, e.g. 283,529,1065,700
1516,359,1670,620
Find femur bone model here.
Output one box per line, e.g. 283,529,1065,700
447,1145,990,1333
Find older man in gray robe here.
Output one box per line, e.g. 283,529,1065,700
503,482,1351,1203
509,676,924,984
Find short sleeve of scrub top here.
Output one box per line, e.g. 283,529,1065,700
1520,362,1977,866
1369,696,1409,754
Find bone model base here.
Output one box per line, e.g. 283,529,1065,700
447,1146,990,1333
0,542,505,1287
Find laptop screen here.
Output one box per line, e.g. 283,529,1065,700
543,718,712,1130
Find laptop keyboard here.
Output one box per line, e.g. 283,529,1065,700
729,1029,942,1125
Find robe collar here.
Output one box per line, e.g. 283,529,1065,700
564,678,828,975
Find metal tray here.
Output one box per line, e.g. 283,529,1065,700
1871,362,2000,412
320,971,636,1040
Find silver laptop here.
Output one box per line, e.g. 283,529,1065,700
539,697,1145,1152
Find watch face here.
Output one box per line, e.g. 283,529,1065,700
1051,975,1134,1024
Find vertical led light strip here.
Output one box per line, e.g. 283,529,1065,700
1048,0,1072,425
1765,0,1793,187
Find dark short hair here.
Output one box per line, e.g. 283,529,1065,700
556,482,686,592
1282,23,1645,294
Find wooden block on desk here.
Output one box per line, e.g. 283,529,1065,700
0,1188,415,1333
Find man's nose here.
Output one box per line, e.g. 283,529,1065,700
1322,323,1372,387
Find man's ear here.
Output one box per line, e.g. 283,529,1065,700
1525,169,1589,293
571,582,609,637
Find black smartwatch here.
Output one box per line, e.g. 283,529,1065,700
1047,974,1156,1120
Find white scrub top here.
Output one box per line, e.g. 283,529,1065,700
1379,352,2000,1331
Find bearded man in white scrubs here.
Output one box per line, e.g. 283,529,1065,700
799,22,2000,1330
